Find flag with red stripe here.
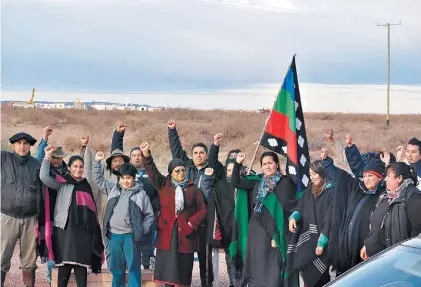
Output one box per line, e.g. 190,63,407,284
260,56,310,198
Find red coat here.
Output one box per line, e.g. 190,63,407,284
142,155,206,253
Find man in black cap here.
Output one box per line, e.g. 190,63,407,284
1,132,41,287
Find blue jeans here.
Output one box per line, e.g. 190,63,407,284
108,233,141,287
46,260,55,283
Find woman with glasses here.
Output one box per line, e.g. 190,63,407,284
139,142,207,287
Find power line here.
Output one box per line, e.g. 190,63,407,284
377,21,401,127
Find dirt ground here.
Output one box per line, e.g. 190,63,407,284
3,243,231,286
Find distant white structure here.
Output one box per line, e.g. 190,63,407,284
90,103,155,111
35,103,65,109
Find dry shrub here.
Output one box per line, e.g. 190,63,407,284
2,105,420,169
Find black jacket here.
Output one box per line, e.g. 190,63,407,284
345,144,364,178
168,128,218,201
365,181,421,256
1,151,42,218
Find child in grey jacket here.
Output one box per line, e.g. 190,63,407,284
93,151,154,287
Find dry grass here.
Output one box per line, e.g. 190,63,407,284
1,106,420,170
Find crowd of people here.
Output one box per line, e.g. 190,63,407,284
1,120,421,287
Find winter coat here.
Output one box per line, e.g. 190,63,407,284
142,154,207,253
1,151,42,218
168,128,213,201
92,161,154,243
111,130,160,213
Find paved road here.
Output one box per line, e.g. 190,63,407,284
4,244,231,286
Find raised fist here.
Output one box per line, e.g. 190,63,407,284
43,126,53,140
116,123,127,133
380,149,391,166
80,135,90,146
213,133,223,146
236,152,247,164
396,145,405,162
44,145,57,159
140,142,151,158
320,148,329,160
95,151,105,162
204,168,214,176
324,128,334,141
167,120,177,130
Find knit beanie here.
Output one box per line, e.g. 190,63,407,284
168,158,186,174
119,163,138,179
363,159,385,179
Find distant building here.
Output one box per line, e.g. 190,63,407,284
35,103,65,109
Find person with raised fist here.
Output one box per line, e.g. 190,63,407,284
167,119,214,286
33,126,71,285
110,122,161,270
40,145,103,287
140,142,207,287
92,151,154,287
206,132,248,287
230,151,296,287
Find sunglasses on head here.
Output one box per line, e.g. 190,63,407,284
173,168,186,174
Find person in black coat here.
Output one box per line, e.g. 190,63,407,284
361,162,421,260
288,160,335,287
329,159,387,274
206,133,245,287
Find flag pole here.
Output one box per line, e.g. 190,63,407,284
246,54,297,175
247,116,270,175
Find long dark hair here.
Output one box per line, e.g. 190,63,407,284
387,162,418,186
310,160,327,196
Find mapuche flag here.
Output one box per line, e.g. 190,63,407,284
260,56,310,197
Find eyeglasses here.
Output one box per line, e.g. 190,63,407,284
173,168,186,174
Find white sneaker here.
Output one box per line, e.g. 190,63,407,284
150,257,155,271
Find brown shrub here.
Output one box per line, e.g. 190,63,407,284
1,105,420,169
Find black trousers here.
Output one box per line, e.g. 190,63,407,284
198,226,214,286
57,264,87,287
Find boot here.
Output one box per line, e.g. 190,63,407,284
1,270,6,287
22,270,35,287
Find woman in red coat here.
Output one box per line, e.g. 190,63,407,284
140,142,207,287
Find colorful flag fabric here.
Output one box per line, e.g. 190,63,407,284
260,56,310,198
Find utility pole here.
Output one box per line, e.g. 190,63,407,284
377,21,401,127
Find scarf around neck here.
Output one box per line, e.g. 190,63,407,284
255,172,282,213
172,177,189,214
387,178,414,199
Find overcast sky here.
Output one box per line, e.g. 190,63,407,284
2,0,421,92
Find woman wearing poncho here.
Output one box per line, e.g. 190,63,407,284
287,160,335,287
231,151,296,287
39,146,103,287
139,142,207,287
